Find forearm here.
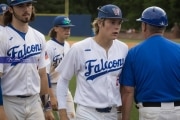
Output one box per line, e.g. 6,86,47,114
39,68,49,95
121,86,134,120
122,93,134,120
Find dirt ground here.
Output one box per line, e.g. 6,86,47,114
68,40,138,48
68,32,180,49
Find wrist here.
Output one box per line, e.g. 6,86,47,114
41,94,52,111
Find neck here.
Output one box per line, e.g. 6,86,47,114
11,20,29,33
56,35,65,43
144,32,163,39
94,35,113,51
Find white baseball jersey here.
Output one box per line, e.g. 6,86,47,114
56,37,128,109
0,26,49,96
46,39,70,83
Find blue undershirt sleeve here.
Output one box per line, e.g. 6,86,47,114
47,73,52,88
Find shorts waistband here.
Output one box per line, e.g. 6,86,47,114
95,107,112,113
136,101,180,109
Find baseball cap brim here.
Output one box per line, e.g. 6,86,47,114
136,18,142,21
10,0,37,6
57,25,75,27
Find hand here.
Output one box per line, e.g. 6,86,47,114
68,112,75,119
51,96,58,111
44,111,55,120
59,109,69,120
60,115,69,120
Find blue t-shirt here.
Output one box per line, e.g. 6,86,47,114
120,35,180,103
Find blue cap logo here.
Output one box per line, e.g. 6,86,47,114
112,8,120,16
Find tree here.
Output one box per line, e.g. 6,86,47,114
1,0,179,30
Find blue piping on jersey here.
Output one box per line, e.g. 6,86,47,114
8,24,26,40
52,38,64,46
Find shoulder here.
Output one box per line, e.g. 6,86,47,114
28,26,45,39
114,39,128,49
71,37,93,48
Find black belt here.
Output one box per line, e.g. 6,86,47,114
137,101,180,108
51,83,57,84
16,95,31,98
95,107,112,113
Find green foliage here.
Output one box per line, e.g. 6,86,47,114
1,0,179,34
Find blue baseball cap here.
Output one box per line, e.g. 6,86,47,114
97,4,127,21
0,3,9,15
7,0,37,6
53,16,75,27
136,6,168,27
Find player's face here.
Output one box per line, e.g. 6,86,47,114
10,2,33,23
100,19,122,40
55,26,71,41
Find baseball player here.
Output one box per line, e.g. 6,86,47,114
0,0,54,120
0,3,8,30
46,16,76,120
55,4,128,120
120,6,180,120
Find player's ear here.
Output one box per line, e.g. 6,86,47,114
8,7,13,14
97,19,104,28
142,22,146,32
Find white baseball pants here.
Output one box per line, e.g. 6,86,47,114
3,94,45,120
75,104,118,120
137,102,180,120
